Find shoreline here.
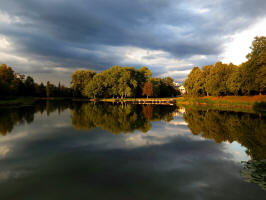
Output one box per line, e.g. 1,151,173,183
174,95,266,114
0,95,265,112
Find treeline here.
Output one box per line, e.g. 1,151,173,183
1,64,178,99
184,36,266,96
71,66,178,98
0,64,73,98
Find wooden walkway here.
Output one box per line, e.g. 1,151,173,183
126,99,176,105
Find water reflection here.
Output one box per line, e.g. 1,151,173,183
241,159,266,190
0,101,266,195
0,101,265,161
71,103,176,133
183,108,266,160
0,100,70,136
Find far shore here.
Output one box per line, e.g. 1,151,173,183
0,95,265,112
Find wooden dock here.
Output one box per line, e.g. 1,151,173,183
125,99,176,105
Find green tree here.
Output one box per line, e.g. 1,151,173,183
240,36,266,95
71,70,96,97
0,80,9,97
10,75,24,96
201,65,212,96
227,66,242,95
24,76,35,96
184,67,204,97
0,64,15,83
138,66,152,80
255,65,266,95
46,81,50,97
205,62,235,96
83,74,105,98
246,36,266,60
241,51,266,95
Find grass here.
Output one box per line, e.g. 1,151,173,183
0,97,35,107
174,95,266,113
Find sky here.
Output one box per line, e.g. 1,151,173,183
0,0,266,86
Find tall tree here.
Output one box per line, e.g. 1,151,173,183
46,81,50,98
0,64,15,83
71,70,96,97
241,41,266,95
24,76,35,96
255,65,266,95
184,67,204,97
246,36,266,60
205,62,235,96
201,65,212,96
227,66,242,95
83,74,105,98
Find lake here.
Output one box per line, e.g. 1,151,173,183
0,101,265,199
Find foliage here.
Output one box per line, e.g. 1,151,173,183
71,70,96,97
241,159,266,190
184,67,204,97
83,74,105,98
0,64,73,98
142,81,153,98
246,36,266,60
184,36,266,96
253,101,266,113
81,66,176,98
152,77,177,97
46,81,50,97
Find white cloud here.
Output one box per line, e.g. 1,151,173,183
221,17,266,65
0,35,10,49
0,11,21,24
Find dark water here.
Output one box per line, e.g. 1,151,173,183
0,101,265,200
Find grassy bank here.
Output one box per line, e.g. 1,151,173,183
0,97,73,107
174,95,266,113
0,97,35,107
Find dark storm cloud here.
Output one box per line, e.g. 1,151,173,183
0,0,266,81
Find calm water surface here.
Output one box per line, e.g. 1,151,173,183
0,101,265,199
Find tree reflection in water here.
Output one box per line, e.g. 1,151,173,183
0,101,265,190
183,108,266,190
1,101,265,160
1,101,265,161
71,103,176,134
0,100,70,136
183,108,266,160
